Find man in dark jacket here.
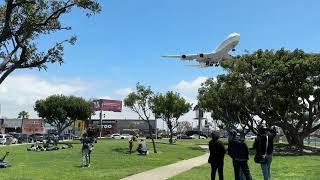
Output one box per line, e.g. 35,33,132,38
228,130,252,180
253,126,277,180
208,131,226,180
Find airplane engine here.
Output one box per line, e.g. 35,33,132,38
199,53,204,58
181,55,186,59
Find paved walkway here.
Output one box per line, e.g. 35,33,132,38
121,145,209,180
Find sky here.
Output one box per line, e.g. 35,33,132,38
1,0,320,129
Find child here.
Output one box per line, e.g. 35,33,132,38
129,138,133,154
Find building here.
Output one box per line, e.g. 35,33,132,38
88,119,156,136
1,118,22,133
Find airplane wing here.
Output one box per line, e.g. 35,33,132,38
161,54,198,61
186,64,208,68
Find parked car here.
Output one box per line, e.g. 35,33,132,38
5,135,18,144
0,134,6,145
177,134,192,139
190,134,207,139
120,134,133,139
185,130,208,138
245,134,257,140
146,134,163,139
110,133,121,139
30,133,45,142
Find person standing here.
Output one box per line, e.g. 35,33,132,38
228,130,252,180
253,126,277,180
208,131,226,180
80,132,95,167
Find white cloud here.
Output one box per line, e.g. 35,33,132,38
171,76,208,104
0,75,87,118
114,88,132,97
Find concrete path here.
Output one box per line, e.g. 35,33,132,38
121,145,209,180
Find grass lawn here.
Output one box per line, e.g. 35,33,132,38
171,144,320,180
0,139,206,180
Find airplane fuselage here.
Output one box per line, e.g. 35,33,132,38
162,32,240,67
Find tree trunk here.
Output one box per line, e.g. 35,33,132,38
285,133,305,149
169,128,173,144
147,120,157,153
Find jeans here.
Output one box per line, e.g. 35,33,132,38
210,162,224,180
233,160,252,180
261,154,272,180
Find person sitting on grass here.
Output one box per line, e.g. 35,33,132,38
137,139,148,155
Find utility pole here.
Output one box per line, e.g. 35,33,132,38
99,99,103,138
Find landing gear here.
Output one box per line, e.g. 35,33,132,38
215,63,219,67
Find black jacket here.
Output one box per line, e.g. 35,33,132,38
253,129,276,155
208,140,226,164
228,137,249,161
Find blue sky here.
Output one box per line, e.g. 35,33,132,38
1,0,320,122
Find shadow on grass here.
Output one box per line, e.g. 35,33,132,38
188,146,206,152
112,147,133,154
156,142,177,145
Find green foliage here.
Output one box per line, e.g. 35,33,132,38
34,94,92,135
124,83,158,152
124,83,154,120
199,49,320,146
0,0,101,84
152,91,191,144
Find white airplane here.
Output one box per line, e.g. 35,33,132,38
162,32,240,67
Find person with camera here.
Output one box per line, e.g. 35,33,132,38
253,125,277,180
80,131,96,167
208,131,226,180
228,129,252,180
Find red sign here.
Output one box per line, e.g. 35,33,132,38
93,99,122,112
22,119,44,134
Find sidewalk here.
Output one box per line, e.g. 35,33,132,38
121,145,209,180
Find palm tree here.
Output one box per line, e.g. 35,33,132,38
18,111,29,119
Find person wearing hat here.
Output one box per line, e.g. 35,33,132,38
208,131,226,180
253,125,277,180
228,129,252,180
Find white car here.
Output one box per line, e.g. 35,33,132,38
245,135,257,140
111,133,121,139
0,134,6,145
120,134,133,139
5,134,18,144
190,134,207,139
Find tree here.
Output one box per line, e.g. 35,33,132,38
124,83,157,153
34,94,92,135
198,74,262,137
200,49,320,148
18,110,29,119
0,0,101,84
152,91,192,144
176,121,192,134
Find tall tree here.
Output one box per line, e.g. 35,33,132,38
198,74,262,136
200,49,320,148
18,110,29,119
124,83,157,153
34,94,92,135
152,91,192,144
0,0,101,84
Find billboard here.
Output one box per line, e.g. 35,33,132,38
93,99,122,112
22,119,44,134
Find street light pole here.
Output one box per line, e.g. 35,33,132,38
99,99,103,138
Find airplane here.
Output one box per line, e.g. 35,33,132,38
162,32,240,67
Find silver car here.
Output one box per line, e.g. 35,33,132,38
0,134,6,145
